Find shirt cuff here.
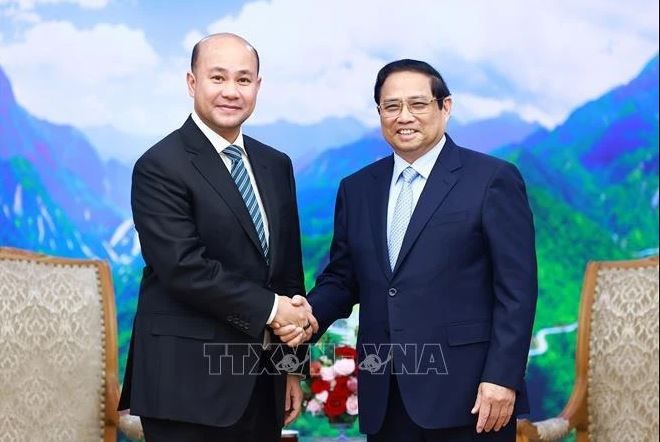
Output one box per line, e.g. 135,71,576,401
266,293,278,325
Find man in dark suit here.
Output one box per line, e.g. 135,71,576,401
118,33,316,442
276,59,538,441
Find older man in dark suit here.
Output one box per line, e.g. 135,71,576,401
276,59,538,441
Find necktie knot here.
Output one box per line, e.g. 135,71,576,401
223,145,242,162
401,166,419,184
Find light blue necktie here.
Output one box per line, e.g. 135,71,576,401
388,166,419,270
223,145,269,261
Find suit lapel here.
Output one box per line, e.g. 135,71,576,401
180,117,264,257
392,137,462,275
368,156,395,281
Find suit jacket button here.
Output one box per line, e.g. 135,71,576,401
388,288,397,297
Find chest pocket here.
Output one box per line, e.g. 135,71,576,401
427,210,467,227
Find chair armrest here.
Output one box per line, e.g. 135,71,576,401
516,370,588,441
517,417,571,441
119,413,144,441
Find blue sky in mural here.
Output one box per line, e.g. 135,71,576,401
1,0,658,163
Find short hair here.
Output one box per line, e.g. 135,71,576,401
374,59,450,107
190,36,261,74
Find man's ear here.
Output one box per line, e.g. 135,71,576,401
443,96,453,122
186,71,196,98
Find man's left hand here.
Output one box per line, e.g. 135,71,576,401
470,382,515,433
284,374,304,425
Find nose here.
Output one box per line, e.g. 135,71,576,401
220,81,240,99
397,104,415,123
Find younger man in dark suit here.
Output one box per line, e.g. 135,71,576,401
119,33,316,442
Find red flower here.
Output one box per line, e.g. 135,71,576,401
310,361,322,377
324,389,348,418
335,345,357,359
335,376,347,386
334,376,349,394
311,379,330,394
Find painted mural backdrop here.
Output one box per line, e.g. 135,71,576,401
1,0,658,439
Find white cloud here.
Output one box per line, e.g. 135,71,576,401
199,0,658,128
0,0,657,161
182,29,203,55
0,20,190,136
454,94,517,122
2,4,41,23
1,0,109,10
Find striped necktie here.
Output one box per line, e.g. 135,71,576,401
223,145,269,261
388,166,419,269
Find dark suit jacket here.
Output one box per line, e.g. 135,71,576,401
308,135,537,434
118,116,305,427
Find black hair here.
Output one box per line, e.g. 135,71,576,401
374,59,450,107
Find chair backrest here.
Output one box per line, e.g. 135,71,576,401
583,257,659,441
0,247,119,441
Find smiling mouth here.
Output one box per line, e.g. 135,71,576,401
397,129,418,135
217,105,242,111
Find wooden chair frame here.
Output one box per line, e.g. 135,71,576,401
0,247,121,441
516,256,659,441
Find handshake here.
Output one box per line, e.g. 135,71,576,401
269,295,319,347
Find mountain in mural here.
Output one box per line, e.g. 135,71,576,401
500,55,659,256
0,66,142,375
246,116,370,168
0,66,137,257
82,116,372,171
81,124,159,166
449,112,545,153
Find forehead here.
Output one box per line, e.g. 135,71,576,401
197,38,258,74
380,71,432,99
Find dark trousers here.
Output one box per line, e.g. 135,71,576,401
142,355,280,442
368,376,516,442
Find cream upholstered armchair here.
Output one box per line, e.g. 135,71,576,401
516,256,659,442
0,247,142,441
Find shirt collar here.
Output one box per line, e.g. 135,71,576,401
191,111,246,156
392,134,446,181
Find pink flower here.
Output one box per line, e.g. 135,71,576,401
306,399,323,415
333,358,356,376
347,376,358,393
346,394,359,415
320,366,335,381
315,390,329,403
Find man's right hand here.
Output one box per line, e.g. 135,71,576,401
272,295,309,326
271,295,318,346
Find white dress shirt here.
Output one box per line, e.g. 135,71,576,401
386,135,446,239
190,111,279,326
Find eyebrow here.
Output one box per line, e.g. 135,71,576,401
208,67,255,76
382,95,430,102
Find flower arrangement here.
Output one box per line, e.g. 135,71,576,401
304,345,359,424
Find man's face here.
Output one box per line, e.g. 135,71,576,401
187,36,261,142
378,71,451,163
